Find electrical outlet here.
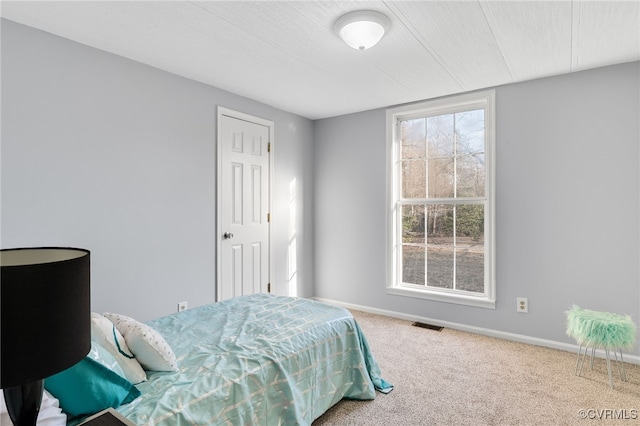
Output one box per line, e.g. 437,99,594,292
517,297,528,313
178,301,188,312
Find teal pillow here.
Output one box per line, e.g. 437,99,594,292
44,355,140,417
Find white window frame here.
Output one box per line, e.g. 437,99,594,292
386,90,496,309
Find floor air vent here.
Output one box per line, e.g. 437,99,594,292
412,322,444,331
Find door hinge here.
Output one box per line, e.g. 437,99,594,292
267,283,271,293
268,142,271,153
267,213,271,222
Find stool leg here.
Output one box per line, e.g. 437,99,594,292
613,350,623,381
590,346,596,370
605,348,614,389
578,345,589,377
575,344,583,375
618,349,628,382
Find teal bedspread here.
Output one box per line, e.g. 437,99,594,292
116,294,392,425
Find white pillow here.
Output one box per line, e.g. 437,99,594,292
103,312,178,372
1,390,66,426
90,313,147,384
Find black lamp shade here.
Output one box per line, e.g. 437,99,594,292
1,247,91,388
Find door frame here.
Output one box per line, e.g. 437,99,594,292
216,106,274,301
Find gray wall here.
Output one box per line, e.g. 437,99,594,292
1,19,315,321
3,18,638,353
314,61,640,353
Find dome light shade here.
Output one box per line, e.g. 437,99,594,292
335,10,390,50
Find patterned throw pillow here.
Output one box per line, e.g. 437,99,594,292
103,312,178,372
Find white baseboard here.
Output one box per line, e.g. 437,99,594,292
313,297,640,365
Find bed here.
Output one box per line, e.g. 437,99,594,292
51,294,391,425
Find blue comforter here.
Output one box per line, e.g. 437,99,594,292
116,294,392,425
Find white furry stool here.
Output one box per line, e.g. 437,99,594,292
566,305,636,389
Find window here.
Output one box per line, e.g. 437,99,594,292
387,91,495,308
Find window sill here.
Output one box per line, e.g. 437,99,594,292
387,286,496,309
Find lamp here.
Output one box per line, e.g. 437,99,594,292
1,247,90,426
335,10,390,50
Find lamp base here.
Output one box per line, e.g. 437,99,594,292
3,380,43,426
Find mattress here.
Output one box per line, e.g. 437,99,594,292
115,294,391,425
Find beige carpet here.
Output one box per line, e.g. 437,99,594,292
313,310,640,425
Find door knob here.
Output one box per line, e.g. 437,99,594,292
223,232,234,240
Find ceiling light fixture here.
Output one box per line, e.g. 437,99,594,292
335,10,390,51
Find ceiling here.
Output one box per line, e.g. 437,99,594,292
2,1,639,120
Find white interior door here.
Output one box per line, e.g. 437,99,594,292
217,107,272,301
